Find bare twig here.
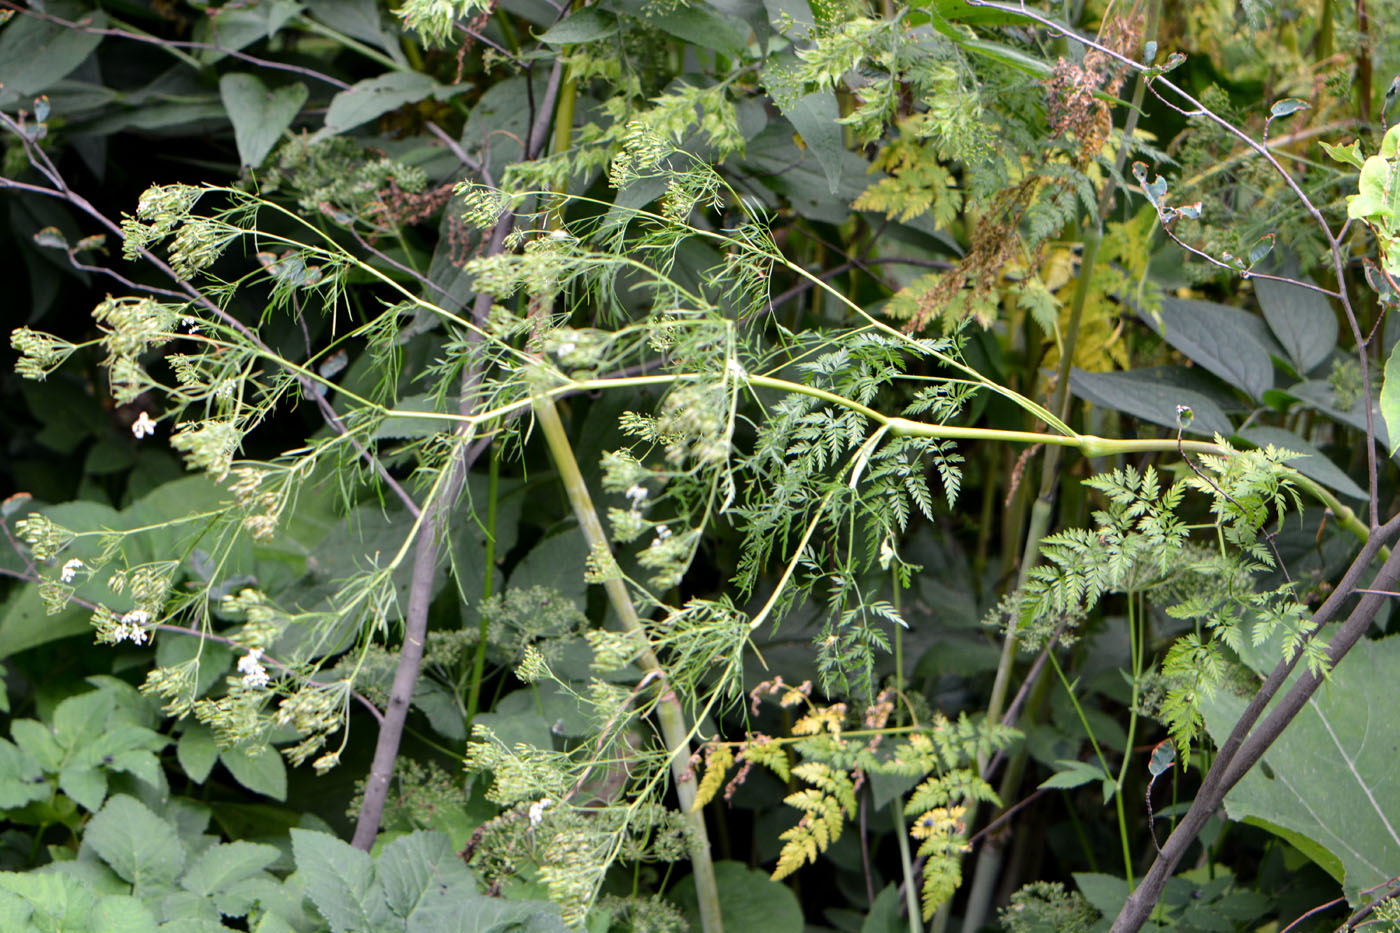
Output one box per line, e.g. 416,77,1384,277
350,58,567,851
0,2,353,89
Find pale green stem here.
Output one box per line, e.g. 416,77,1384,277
299,18,403,70
531,394,723,933
890,571,923,933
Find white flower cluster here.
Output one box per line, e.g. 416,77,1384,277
237,648,270,689
60,558,84,583
652,524,672,547
528,797,552,827
113,609,150,645
131,411,156,439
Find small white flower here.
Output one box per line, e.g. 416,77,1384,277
182,317,200,334
528,798,552,827
652,524,672,548
131,411,156,439
556,341,577,356
114,610,150,645
625,484,649,506
726,358,747,380
238,648,270,689
878,536,895,570
60,558,83,583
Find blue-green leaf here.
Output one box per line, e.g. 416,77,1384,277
219,73,308,168
762,57,843,194
1070,368,1234,437
1253,277,1337,375
538,6,618,44
323,72,438,136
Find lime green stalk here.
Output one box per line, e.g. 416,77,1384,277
531,394,723,933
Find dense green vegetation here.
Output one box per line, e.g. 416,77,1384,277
4,0,1400,930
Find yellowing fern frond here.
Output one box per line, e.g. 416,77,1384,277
692,744,734,811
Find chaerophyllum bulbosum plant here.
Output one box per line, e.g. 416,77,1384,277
7,0,1400,929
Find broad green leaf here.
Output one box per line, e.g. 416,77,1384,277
507,534,590,608
1383,340,1400,456
1144,298,1277,399
0,871,97,928
0,8,106,101
868,770,919,811
10,718,63,771
1384,123,1400,159
323,72,438,135
672,861,803,933
158,890,223,925
860,884,905,933
1269,98,1308,119
53,688,111,746
290,828,392,932
1348,155,1397,221
181,840,281,896
1069,367,1234,437
219,74,308,168
177,725,218,783
1241,816,1344,883
407,889,568,932
1289,379,1394,451
1320,138,1365,170
0,738,48,809
537,7,618,44
1253,277,1338,375
220,744,288,801
1201,633,1400,903
377,831,475,919
84,795,187,890
762,57,843,194
192,0,302,64
0,586,89,659
1072,872,1130,918
1234,427,1366,501
647,5,750,59
0,890,30,930
58,765,107,811
91,894,159,932
1038,759,1107,790
303,0,406,62
495,683,593,738
412,679,467,742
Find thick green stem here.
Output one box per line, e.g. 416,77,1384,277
464,445,501,730
531,395,723,933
